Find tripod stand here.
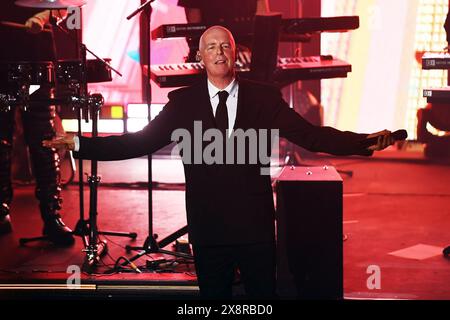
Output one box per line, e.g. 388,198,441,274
74,89,137,271
121,1,193,270
66,24,138,271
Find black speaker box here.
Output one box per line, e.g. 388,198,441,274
276,166,343,299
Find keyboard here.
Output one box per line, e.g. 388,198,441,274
423,87,450,103
151,16,360,40
422,53,450,70
148,55,351,88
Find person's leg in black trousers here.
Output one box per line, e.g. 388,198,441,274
21,86,74,246
0,107,15,234
193,242,276,299
235,242,276,299
192,245,236,299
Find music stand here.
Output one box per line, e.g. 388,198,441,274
121,0,193,270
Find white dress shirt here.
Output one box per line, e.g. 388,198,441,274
207,78,239,137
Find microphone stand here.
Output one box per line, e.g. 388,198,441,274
122,0,193,271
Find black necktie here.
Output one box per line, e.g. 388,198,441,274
215,90,229,136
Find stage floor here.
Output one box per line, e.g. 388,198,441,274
1,146,450,300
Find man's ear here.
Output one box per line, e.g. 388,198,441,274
196,51,202,63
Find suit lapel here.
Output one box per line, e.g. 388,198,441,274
234,78,249,131
196,78,216,130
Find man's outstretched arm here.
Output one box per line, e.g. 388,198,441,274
43,100,184,161
268,90,396,156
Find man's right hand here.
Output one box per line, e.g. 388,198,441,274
42,134,76,151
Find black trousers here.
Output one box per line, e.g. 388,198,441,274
192,242,276,300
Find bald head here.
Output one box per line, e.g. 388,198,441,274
199,26,236,51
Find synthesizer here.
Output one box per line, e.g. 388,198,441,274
151,16,360,40
423,87,450,103
422,53,450,70
148,55,351,88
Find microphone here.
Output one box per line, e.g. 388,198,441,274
360,129,407,149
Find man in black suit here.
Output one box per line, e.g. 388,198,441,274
44,26,395,299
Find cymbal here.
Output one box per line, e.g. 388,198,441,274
15,0,86,9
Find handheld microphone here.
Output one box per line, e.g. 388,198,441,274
360,129,407,149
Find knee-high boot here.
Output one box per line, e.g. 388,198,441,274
0,109,14,235
22,96,74,246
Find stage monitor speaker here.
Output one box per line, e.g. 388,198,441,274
275,166,343,300
249,13,281,82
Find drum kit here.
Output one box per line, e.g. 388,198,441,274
0,58,113,112
0,0,137,271
0,0,114,112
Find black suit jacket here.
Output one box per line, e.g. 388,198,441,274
75,78,372,246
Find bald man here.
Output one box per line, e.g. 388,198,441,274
44,26,396,299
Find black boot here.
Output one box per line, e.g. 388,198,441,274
0,203,12,235
22,92,74,246
0,134,14,236
40,201,74,246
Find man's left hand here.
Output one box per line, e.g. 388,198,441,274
366,130,396,151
